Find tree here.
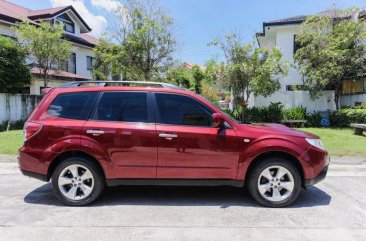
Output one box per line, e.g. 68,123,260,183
165,64,193,89
0,36,32,93
191,65,204,94
294,8,366,109
13,21,72,87
97,0,177,81
211,33,288,106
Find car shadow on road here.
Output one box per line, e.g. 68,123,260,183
24,183,331,208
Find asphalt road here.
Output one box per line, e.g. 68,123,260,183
0,155,366,241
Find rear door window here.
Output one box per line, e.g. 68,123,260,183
92,92,149,123
47,92,97,120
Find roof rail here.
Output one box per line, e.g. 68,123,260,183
59,81,183,90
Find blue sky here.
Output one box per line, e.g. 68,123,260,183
8,0,366,65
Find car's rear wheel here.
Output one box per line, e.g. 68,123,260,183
247,157,301,207
52,156,104,206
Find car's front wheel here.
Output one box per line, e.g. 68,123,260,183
52,156,104,206
247,157,301,207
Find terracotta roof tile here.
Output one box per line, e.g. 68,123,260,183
31,66,90,80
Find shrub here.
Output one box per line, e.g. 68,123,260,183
306,112,322,127
330,108,366,127
283,106,307,120
0,119,25,132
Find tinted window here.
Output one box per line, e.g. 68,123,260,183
47,92,97,120
156,93,213,126
94,92,148,122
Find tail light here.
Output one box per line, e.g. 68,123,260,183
24,122,43,141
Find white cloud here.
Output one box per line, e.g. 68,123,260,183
49,0,107,37
91,0,123,12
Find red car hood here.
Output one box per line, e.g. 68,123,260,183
237,123,319,139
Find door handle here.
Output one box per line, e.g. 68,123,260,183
86,130,105,135
159,133,178,138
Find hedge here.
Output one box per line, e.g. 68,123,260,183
227,103,366,127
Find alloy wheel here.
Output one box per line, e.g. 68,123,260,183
257,165,295,202
58,164,94,201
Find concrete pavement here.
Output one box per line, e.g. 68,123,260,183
0,155,365,241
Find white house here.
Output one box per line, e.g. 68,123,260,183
0,0,98,95
255,10,366,111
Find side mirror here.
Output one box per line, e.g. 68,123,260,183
212,113,224,128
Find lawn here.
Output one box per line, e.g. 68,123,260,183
297,128,366,157
0,128,365,157
0,130,23,155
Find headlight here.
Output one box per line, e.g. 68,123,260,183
305,138,325,151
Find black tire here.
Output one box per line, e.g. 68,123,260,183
247,157,301,208
51,156,105,206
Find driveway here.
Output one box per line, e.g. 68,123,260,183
0,155,365,241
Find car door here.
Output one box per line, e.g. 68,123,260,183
82,91,157,179
154,93,240,179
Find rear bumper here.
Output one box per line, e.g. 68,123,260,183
304,165,328,188
20,169,48,182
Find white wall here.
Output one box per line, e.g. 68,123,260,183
73,45,94,79
0,93,42,122
249,90,336,112
340,94,366,107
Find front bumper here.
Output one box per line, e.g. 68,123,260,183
304,165,328,188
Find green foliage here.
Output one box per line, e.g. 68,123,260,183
306,112,322,127
294,8,366,109
329,108,366,127
0,36,32,93
0,119,25,132
165,65,193,89
191,65,204,93
283,106,307,120
93,39,123,80
226,102,284,123
96,0,177,81
200,82,219,104
210,33,288,105
13,21,72,87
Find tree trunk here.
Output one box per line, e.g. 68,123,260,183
334,93,340,110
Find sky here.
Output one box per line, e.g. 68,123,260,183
8,0,366,65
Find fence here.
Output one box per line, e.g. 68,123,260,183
0,93,42,122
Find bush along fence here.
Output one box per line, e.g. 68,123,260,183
227,102,366,128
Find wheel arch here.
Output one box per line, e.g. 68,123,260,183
47,150,106,181
245,151,305,187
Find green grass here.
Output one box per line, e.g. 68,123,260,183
0,128,365,157
297,128,366,157
0,130,23,155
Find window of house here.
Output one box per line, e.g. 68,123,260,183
86,56,94,70
56,13,75,33
156,93,213,126
93,92,149,123
286,85,306,91
47,92,98,120
66,53,76,74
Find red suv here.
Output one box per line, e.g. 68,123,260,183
19,81,329,207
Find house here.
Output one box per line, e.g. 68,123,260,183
0,0,98,95
255,10,366,111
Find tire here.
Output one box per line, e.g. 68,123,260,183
247,157,301,208
51,156,105,206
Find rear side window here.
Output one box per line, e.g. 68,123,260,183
47,92,97,120
92,92,148,123
156,93,213,126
